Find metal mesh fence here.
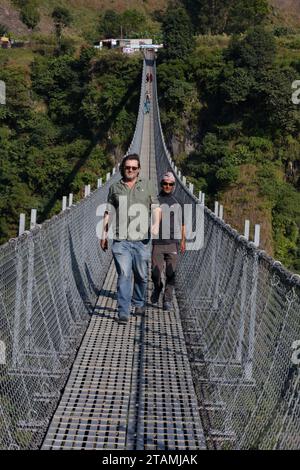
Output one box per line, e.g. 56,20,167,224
126,58,146,157
0,180,118,449
152,61,300,450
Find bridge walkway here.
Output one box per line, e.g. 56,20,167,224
41,55,206,451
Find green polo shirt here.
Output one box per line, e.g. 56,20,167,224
107,177,159,241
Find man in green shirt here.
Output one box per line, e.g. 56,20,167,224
100,153,161,323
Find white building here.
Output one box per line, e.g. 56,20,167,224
94,38,154,53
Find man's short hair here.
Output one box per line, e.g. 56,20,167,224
120,153,141,178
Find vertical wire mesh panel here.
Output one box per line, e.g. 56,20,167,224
126,58,146,157
152,60,300,449
0,179,119,449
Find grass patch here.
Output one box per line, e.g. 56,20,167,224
275,33,300,65
195,34,230,52
0,47,35,68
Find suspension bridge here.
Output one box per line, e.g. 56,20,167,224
0,50,299,450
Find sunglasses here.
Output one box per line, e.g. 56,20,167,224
162,182,175,187
124,166,139,171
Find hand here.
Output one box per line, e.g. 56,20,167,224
151,224,160,237
100,238,108,251
180,241,186,253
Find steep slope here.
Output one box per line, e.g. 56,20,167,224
0,0,31,35
2,1,300,39
0,0,168,37
271,0,300,25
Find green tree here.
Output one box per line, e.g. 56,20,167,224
31,54,83,125
226,26,276,71
52,6,72,51
183,0,232,34
221,27,294,135
181,133,238,194
258,166,300,270
98,10,121,38
183,0,269,35
221,66,255,105
0,24,7,36
99,9,147,39
120,9,146,37
253,67,297,135
162,7,194,60
20,2,40,30
226,0,269,34
0,66,32,130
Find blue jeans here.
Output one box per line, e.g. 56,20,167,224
111,240,151,317
144,101,150,114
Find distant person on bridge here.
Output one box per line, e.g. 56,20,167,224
100,154,161,324
144,92,151,114
151,172,186,311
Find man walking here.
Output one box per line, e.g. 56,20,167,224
151,172,186,311
101,154,161,323
144,91,151,114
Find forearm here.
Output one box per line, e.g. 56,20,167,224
181,225,186,243
102,212,110,239
152,207,162,226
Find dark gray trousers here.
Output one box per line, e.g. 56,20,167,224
151,243,178,302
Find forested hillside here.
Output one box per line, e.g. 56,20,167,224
1,0,300,40
1,0,300,271
0,47,141,240
157,5,300,271
0,0,166,41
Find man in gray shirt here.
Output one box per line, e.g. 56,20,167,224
101,153,161,323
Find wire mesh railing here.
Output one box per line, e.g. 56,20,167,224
126,58,147,157
0,179,116,449
152,60,300,450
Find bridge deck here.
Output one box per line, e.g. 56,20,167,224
41,265,206,450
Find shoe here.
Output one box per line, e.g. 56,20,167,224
135,306,146,316
163,301,172,311
118,314,129,324
151,287,162,304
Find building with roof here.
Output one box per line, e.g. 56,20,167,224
0,36,11,49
